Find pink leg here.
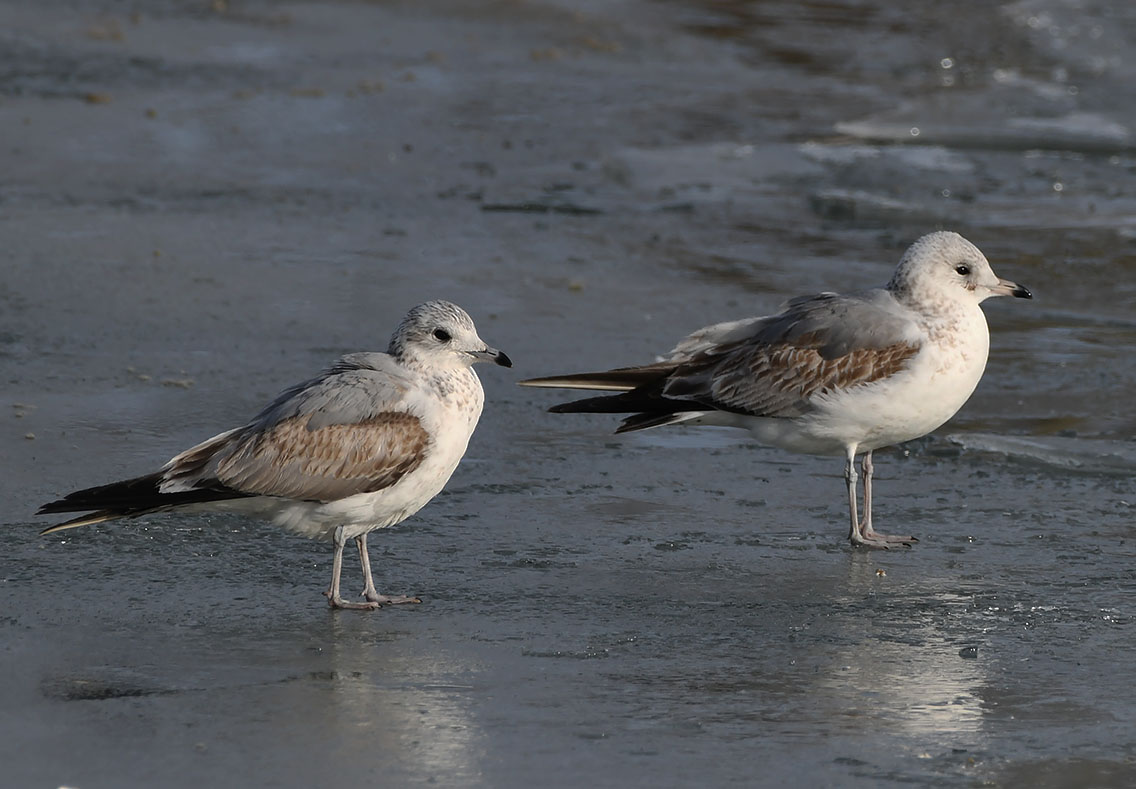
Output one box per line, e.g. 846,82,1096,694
356,533,420,606
324,526,380,610
849,452,916,549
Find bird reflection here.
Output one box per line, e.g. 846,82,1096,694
811,553,988,742
264,614,485,782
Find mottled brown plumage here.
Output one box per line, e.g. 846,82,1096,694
671,338,922,419
215,412,431,502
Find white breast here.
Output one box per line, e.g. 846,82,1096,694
817,305,991,453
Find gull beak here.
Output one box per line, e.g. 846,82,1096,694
469,346,513,367
990,277,1032,299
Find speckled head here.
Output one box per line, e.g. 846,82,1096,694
389,300,512,369
887,231,1031,310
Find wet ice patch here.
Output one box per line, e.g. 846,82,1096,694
204,42,287,65
799,142,974,173
797,141,881,166
602,142,822,204
1008,111,1130,145
809,188,949,223
946,433,1136,475
889,146,975,172
628,426,750,450
837,104,1130,154
40,671,181,702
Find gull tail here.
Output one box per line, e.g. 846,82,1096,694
38,473,249,535
40,510,126,534
518,366,670,393
519,366,707,434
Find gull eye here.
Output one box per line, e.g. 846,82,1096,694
955,264,971,276
432,328,451,342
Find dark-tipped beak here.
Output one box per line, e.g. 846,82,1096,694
991,277,1032,299
470,347,512,368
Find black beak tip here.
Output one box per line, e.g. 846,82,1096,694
1012,284,1032,299
495,351,513,368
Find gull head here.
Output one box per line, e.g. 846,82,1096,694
390,300,512,369
887,231,1032,309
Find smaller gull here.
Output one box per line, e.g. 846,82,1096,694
520,231,1031,548
39,300,511,610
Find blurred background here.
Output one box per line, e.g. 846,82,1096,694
2,1,1135,787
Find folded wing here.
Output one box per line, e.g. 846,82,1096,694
213,412,429,501
520,291,923,431
39,354,432,533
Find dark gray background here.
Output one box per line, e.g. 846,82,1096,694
3,1,1135,786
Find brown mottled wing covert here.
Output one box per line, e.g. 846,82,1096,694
215,412,431,502
664,339,921,418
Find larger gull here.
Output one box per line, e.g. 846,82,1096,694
39,300,512,609
520,231,1031,548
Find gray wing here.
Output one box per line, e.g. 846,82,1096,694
662,290,924,418
161,353,432,502
660,316,765,363
747,290,921,359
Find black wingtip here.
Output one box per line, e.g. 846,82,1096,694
37,499,74,516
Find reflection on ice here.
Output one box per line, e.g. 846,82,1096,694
307,618,485,782
811,557,989,742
